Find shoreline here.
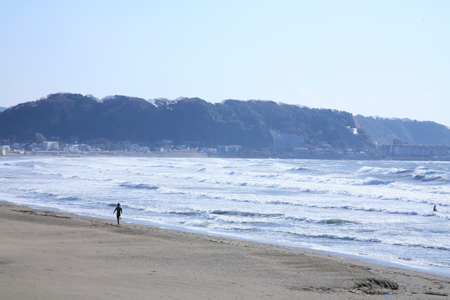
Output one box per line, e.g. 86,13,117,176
1,202,449,299
56,205,450,278
1,150,208,158
2,150,449,161
6,201,450,278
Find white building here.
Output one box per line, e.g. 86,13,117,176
42,141,59,150
270,130,305,153
392,145,450,156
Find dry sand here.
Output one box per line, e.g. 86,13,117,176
1,202,449,299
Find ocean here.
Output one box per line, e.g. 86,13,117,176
1,156,449,276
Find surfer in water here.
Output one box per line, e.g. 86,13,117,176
113,203,122,225
433,205,438,212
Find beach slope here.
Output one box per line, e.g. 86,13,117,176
0,202,448,299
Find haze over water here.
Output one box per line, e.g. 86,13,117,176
1,156,449,275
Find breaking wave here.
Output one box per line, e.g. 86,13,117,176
361,178,394,185
210,210,284,218
120,182,159,190
317,219,357,225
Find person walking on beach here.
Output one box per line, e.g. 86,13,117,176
113,203,122,225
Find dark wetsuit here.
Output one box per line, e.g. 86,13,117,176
113,205,122,225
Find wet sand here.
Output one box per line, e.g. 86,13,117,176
1,202,449,299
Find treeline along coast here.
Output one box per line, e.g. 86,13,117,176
1,93,450,160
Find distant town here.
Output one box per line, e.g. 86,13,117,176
3,94,450,162
2,137,450,161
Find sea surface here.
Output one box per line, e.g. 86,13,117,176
1,156,450,276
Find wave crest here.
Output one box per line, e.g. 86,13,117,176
120,182,159,190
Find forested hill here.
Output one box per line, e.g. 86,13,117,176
0,93,373,150
0,107,6,112
355,115,450,146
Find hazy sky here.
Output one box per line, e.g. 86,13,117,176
1,1,449,126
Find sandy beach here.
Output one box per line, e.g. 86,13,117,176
1,202,449,299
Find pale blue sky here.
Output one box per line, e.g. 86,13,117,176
1,1,449,126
